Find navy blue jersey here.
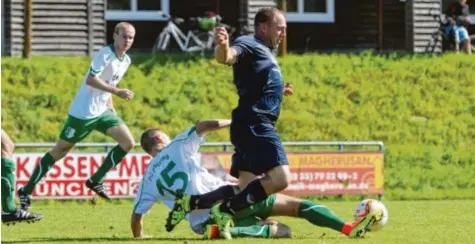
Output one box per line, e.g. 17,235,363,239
231,35,284,124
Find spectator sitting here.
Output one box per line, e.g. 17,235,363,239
446,0,472,27
445,17,472,54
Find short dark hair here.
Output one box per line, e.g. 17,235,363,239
140,128,160,154
254,7,282,30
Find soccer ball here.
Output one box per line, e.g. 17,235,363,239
354,199,388,231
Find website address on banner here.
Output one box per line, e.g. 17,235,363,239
287,182,369,192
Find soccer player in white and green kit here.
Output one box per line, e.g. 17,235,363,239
18,22,137,209
132,120,291,239
132,120,382,239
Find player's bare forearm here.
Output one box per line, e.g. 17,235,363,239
196,119,231,136
214,44,229,64
214,45,237,65
131,213,144,238
107,96,114,110
86,75,118,95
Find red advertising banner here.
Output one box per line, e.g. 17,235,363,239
14,153,151,199
13,151,383,199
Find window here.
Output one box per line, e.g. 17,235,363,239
105,0,169,21
107,0,130,10
286,0,335,23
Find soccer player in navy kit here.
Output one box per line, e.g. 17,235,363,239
166,7,383,240
169,8,294,239
210,8,296,239
214,7,293,218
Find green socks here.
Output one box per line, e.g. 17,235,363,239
229,200,346,238
1,158,18,213
298,200,346,232
90,145,128,183
230,224,272,238
24,152,55,194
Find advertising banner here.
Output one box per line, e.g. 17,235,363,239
13,151,383,199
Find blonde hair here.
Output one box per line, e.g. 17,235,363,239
114,22,135,34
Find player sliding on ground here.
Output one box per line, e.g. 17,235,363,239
18,22,137,209
132,119,383,239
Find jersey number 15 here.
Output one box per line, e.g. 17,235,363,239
156,160,189,197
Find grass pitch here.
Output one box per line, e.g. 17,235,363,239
2,199,474,244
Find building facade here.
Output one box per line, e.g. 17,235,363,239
2,0,474,55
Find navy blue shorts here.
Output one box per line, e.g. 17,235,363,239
230,122,288,178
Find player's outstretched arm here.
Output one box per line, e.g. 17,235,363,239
196,119,231,136
214,27,238,65
215,45,238,65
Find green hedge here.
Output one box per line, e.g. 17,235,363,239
2,53,474,199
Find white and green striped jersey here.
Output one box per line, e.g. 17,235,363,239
69,45,131,119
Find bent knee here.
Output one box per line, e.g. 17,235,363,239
238,171,259,189
275,180,290,192
1,138,15,158
50,140,75,160
272,171,291,191
120,138,135,152
7,142,15,154
263,167,291,192
1,143,14,158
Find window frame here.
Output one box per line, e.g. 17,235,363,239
105,0,170,21
286,0,335,23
